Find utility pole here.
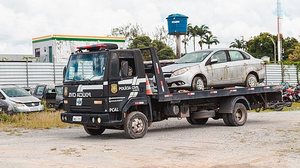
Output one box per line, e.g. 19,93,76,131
277,0,283,62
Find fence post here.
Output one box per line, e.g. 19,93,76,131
280,62,284,83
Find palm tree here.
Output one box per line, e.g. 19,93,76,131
230,38,246,50
203,34,219,49
182,35,189,54
197,25,211,50
187,24,199,51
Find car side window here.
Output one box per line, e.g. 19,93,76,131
211,51,227,63
229,51,245,61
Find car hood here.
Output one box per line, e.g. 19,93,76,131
9,96,41,103
162,63,198,73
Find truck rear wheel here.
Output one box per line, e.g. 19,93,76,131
84,126,106,136
186,117,208,125
223,103,247,126
124,111,148,139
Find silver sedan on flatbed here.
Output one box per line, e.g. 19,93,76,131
162,48,265,90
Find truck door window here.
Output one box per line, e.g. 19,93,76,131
119,58,136,78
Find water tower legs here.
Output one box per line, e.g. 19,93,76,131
175,34,181,58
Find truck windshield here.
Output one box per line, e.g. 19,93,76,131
65,53,107,82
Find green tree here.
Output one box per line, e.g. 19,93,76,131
197,25,211,50
283,37,299,59
203,34,219,49
157,46,176,60
288,43,300,61
129,35,175,60
246,32,276,59
128,35,152,49
230,38,247,50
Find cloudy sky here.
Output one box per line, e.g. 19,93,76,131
0,0,299,54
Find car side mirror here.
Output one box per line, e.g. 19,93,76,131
0,94,4,99
210,58,218,64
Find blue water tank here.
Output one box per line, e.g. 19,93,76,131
166,14,188,35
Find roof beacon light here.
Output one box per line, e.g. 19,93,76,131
77,43,118,52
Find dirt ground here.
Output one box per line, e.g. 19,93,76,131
0,111,299,168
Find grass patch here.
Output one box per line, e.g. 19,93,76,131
0,111,73,130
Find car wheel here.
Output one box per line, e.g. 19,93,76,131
192,76,206,91
245,74,258,87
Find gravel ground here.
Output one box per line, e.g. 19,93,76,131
0,111,300,168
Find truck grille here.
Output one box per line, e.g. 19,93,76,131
70,106,92,113
25,102,39,107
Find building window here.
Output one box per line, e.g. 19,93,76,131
35,48,40,57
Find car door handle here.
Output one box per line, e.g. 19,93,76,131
225,66,229,69
244,63,247,66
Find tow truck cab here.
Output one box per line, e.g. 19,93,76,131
62,44,150,128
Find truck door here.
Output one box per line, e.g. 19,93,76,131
107,51,139,114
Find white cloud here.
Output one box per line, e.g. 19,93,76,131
0,0,299,54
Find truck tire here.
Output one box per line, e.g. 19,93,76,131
84,126,106,136
222,114,231,126
186,117,208,125
192,76,205,91
225,103,248,126
124,111,148,139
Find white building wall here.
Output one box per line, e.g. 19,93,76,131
32,40,55,62
33,39,125,63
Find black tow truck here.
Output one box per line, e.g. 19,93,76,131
61,43,284,139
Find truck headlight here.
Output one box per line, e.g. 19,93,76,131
64,87,68,97
172,67,189,77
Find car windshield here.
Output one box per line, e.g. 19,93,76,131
176,51,211,64
2,87,31,97
55,86,63,96
65,52,107,82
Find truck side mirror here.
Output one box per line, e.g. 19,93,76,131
63,66,66,79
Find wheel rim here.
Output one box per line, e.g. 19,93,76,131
131,118,144,134
235,109,244,122
196,79,204,90
248,75,257,87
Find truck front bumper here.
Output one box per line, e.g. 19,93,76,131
61,112,123,126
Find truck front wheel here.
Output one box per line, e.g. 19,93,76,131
84,126,106,136
223,103,247,126
124,111,148,139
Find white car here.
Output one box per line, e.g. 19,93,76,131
0,85,44,113
162,48,265,90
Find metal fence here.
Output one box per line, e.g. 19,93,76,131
0,62,299,88
265,64,298,85
0,62,66,88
